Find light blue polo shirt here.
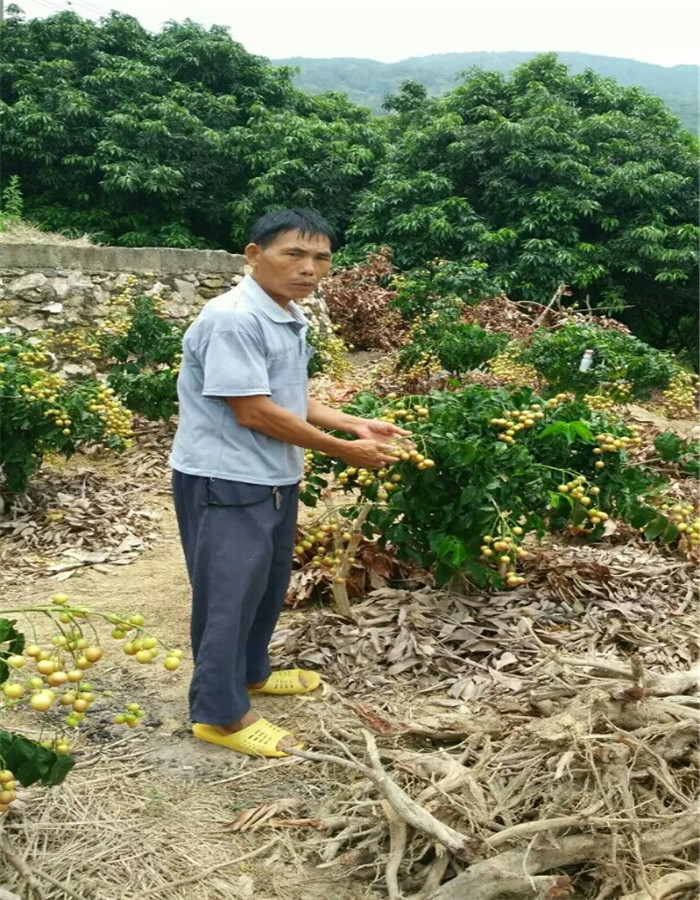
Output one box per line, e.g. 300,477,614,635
169,275,313,485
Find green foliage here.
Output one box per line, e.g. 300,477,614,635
391,258,501,320
399,319,508,375
348,55,699,363
302,386,672,587
0,619,24,685
0,10,383,247
654,432,700,477
0,175,24,221
0,337,132,496
523,323,679,399
99,296,185,421
0,726,74,787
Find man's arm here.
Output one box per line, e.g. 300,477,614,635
227,395,397,468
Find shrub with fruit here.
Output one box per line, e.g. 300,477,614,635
0,336,133,498
97,294,186,422
522,322,680,399
398,314,509,376
0,594,183,813
298,385,694,593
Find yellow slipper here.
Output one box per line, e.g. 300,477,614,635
192,720,303,758
248,669,322,696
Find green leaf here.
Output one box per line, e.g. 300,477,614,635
0,731,75,786
644,515,669,541
0,618,25,684
654,432,683,461
537,421,595,445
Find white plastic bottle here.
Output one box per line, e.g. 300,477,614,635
579,349,595,372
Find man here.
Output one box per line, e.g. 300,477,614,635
170,208,407,758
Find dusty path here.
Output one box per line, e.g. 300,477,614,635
1,470,384,900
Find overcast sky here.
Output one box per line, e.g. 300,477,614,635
9,0,699,67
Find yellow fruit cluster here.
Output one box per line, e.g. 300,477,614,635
87,386,133,441
379,401,430,425
20,370,64,406
109,612,183,672
584,381,631,413
95,317,131,339
490,403,545,443
294,520,358,579
1,597,182,734
656,501,700,549
661,370,699,419
591,427,642,468
0,769,19,815
51,329,101,359
114,702,146,728
479,530,530,586
488,351,539,386
313,332,351,379
557,476,609,529
398,350,443,386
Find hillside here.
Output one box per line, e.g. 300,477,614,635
272,51,699,131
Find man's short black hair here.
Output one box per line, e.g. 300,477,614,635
248,208,338,251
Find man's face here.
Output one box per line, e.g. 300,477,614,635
245,229,332,306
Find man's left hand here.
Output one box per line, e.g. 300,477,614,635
353,418,411,442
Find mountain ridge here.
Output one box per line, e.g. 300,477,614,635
271,51,699,131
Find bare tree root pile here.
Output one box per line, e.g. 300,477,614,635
284,654,699,900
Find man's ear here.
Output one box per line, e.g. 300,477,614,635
244,242,260,266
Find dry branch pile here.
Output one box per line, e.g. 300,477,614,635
275,650,699,900
263,541,699,899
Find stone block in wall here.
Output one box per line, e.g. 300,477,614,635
174,278,197,304
8,272,49,298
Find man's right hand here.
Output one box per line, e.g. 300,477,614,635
340,439,397,469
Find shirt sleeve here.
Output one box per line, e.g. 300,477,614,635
199,318,271,398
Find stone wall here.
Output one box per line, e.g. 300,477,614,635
0,242,333,336
0,243,246,334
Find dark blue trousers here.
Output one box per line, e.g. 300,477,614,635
172,471,298,726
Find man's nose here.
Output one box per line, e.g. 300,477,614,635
299,256,314,274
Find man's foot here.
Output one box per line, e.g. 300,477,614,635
248,669,321,695
193,711,301,757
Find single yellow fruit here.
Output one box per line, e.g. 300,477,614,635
30,691,54,712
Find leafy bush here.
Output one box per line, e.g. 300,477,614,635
523,323,679,399
654,432,700,477
321,249,405,351
99,296,186,421
300,385,687,589
399,318,509,375
0,338,132,497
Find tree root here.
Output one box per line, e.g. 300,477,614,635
290,734,482,860
619,868,700,900
430,816,698,900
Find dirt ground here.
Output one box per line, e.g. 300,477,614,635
1,462,395,900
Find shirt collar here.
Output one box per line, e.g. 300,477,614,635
240,274,308,327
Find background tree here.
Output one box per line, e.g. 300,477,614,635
0,10,383,247
349,57,699,363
